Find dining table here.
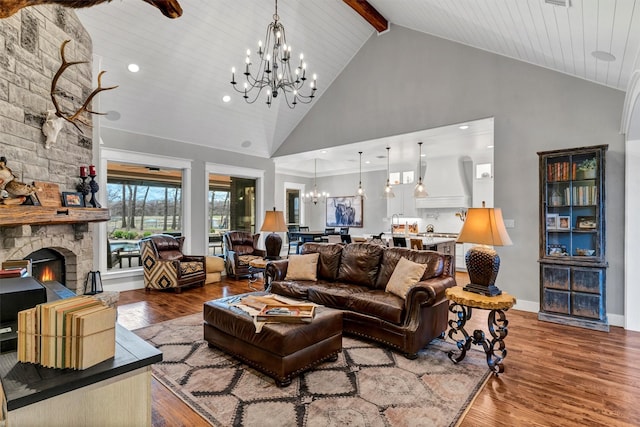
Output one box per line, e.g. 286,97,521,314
289,231,327,253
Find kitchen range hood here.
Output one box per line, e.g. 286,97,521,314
415,155,471,209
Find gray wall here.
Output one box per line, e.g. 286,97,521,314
100,127,276,253
276,26,626,315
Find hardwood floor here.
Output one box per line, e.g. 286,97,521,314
118,275,640,427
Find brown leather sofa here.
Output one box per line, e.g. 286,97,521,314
139,234,206,292
265,242,456,358
223,231,266,279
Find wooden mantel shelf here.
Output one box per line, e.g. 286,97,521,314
0,206,110,227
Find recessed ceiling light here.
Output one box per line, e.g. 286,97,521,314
321,150,327,154
365,160,371,164
487,145,494,149
127,63,140,73
591,51,616,62
459,125,469,130
222,95,231,103
420,153,426,157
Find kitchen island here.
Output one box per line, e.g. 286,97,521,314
383,234,457,270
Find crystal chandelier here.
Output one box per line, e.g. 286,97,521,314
383,146,395,198
230,0,317,108
355,151,366,199
304,159,329,204
414,142,428,197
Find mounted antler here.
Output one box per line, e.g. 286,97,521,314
43,40,117,148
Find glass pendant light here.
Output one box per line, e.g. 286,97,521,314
414,142,429,198
355,151,366,199
383,146,395,198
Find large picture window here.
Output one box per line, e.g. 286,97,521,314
106,162,183,270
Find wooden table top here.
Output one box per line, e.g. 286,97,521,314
445,286,516,310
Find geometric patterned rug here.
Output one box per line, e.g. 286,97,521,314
134,313,491,427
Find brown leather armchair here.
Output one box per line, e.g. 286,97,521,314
223,231,265,279
140,234,206,293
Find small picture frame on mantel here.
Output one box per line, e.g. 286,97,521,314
62,191,85,207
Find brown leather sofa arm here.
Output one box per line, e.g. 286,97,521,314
265,259,289,284
403,276,456,316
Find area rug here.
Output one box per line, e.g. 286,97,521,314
134,313,491,427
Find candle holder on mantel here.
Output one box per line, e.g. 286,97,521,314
76,176,91,205
88,173,101,208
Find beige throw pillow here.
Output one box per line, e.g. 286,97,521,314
385,257,427,299
285,253,319,281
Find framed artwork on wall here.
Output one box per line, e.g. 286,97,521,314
326,196,363,228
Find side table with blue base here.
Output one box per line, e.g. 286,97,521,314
445,286,516,376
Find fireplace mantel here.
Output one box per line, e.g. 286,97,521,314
0,207,110,227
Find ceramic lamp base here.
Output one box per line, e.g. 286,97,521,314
264,232,282,260
463,245,502,296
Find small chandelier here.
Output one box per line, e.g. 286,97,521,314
303,159,328,205
383,146,395,199
230,0,317,108
355,151,366,199
414,142,428,198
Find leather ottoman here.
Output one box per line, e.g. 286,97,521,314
203,293,343,386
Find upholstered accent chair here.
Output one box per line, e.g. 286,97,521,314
140,234,206,293
223,231,266,279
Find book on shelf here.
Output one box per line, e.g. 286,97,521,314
17,296,116,370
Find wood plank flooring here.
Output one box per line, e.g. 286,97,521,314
117,275,640,427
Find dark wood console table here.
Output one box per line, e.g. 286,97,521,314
0,281,162,426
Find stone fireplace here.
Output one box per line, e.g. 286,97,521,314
0,223,94,293
0,5,99,294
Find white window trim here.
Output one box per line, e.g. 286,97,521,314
97,147,192,276
205,162,265,254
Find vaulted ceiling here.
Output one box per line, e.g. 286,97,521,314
75,0,640,160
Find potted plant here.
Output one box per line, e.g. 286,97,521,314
576,158,596,180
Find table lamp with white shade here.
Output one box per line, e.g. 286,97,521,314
456,202,512,296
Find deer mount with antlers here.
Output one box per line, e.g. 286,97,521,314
43,40,118,149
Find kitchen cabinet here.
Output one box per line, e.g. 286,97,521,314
537,145,608,331
387,184,417,217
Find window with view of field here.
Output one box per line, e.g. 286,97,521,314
106,162,183,270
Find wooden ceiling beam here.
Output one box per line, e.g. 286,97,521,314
343,0,388,33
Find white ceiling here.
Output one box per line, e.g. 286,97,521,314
75,0,640,167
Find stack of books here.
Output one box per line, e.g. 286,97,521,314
17,296,116,370
0,260,31,279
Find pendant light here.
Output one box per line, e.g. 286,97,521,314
303,159,328,204
414,142,428,198
383,146,395,198
355,151,366,199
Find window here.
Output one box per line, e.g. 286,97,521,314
106,162,183,271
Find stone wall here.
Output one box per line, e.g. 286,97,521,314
0,5,95,292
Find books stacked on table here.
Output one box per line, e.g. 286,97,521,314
17,296,116,370
0,259,32,279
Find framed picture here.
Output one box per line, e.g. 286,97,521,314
326,196,363,228
557,215,571,230
546,213,559,230
62,192,85,207
576,216,597,229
